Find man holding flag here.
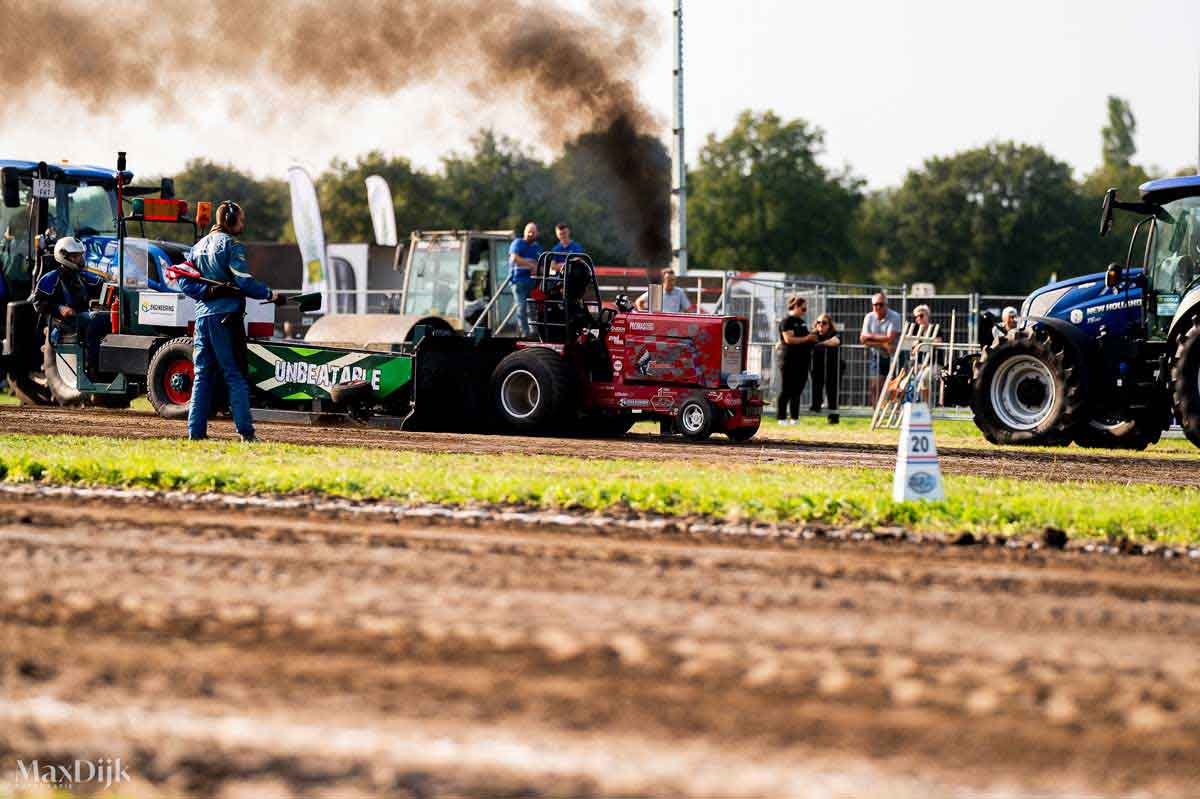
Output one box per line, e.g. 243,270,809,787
174,201,279,442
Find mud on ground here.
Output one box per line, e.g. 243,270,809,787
2,488,1200,798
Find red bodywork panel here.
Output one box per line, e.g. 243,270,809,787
574,311,763,433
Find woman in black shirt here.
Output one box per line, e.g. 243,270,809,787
776,295,816,424
809,313,841,422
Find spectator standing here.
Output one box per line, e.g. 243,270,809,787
549,223,583,273
776,294,816,425
861,292,902,404
635,268,693,313
808,313,841,423
508,222,542,336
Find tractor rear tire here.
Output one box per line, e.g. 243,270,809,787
491,348,576,433
971,326,1084,445
147,337,195,420
1171,318,1200,448
675,398,715,441
725,425,759,443
8,369,53,406
1072,410,1164,451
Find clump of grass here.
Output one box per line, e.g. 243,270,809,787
0,433,1197,543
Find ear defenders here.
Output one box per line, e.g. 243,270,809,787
217,200,243,231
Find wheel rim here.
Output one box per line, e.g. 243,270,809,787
989,354,1056,431
500,369,540,419
162,359,194,406
680,402,706,433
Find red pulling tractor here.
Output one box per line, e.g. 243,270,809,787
408,253,764,441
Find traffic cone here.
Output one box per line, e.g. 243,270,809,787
893,401,944,502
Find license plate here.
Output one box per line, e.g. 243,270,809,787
32,178,55,199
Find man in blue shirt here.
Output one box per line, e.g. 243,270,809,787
549,223,583,273
508,222,542,336
177,201,278,442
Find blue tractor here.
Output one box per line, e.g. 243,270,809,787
0,156,208,407
964,175,1200,449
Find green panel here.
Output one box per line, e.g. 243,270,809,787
245,342,413,403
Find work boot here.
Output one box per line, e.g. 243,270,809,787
239,433,257,443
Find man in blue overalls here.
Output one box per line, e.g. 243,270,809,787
178,201,277,441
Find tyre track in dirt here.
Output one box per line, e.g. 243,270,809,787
2,491,1200,797
2,404,1199,486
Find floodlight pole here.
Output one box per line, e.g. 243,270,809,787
670,0,688,277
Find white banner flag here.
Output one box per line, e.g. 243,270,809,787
365,175,397,247
288,165,328,310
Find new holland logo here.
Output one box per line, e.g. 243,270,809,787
275,360,382,391
907,472,936,494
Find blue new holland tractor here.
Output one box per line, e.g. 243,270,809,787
960,175,1200,449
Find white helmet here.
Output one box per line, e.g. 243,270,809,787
53,236,85,270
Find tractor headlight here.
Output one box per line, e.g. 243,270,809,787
1024,286,1070,319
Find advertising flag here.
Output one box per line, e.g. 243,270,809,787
365,175,397,247
288,165,328,309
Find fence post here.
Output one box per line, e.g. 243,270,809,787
968,293,979,348
900,285,908,322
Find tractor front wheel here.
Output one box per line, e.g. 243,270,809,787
147,337,195,420
1172,318,1200,448
490,348,576,433
971,327,1084,445
675,398,715,441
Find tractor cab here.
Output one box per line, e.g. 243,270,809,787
1140,185,1200,340
399,230,516,330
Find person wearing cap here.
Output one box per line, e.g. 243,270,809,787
177,201,280,442
33,236,109,379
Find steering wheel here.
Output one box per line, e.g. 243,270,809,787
614,293,633,313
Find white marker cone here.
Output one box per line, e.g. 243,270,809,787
893,401,945,502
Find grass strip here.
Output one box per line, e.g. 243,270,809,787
0,433,1197,544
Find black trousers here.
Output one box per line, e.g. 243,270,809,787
776,356,810,420
809,348,840,411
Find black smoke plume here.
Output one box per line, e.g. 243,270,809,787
0,0,670,262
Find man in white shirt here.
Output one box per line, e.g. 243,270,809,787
635,269,693,313
860,292,903,404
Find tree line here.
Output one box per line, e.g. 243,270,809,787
164,96,1194,294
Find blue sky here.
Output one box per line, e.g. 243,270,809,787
6,0,1198,187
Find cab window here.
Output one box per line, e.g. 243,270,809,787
46,183,118,238
403,239,463,317
0,184,32,284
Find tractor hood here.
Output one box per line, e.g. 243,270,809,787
1021,270,1143,336
80,234,191,290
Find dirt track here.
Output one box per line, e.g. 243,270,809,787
2,487,1200,798
3,404,1200,487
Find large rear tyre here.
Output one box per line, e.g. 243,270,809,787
1171,318,1200,448
490,348,576,433
8,369,53,406
1072,409,1164,451
147,337,195,420
971,327,1084,445
725,424,759,443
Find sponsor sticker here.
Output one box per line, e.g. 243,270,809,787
908,472,936,495
1069,309,1084,324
